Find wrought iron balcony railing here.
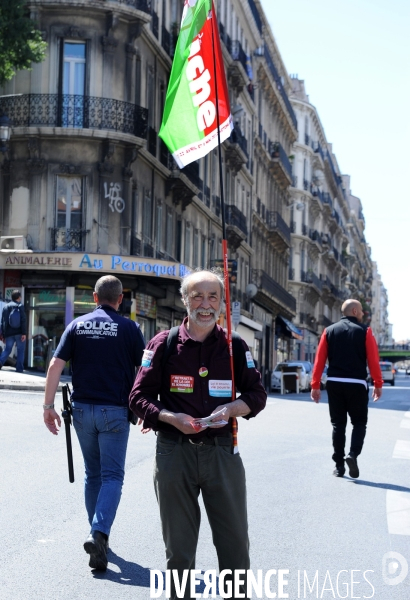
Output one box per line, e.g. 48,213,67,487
115,0,151,11
269,141,293,179
253,269,297,312
183,160,202,190
301,270,323,291
225,204,247,236
323,192,333,208
263,46,298,130
231,40,248,75
248,0,263,34
0,94,148,138
267,211,291,245
230,125,248,158
51,227,87,251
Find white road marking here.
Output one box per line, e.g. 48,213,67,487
404,411,410,419
386,491,410,535
400,419,410,429
0,390,44,395
393,440,410,460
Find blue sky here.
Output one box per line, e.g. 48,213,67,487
259,0,410,340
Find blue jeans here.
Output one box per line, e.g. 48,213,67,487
72,402,130,536
0,335,25,371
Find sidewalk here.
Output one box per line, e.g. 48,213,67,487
0,366,71,391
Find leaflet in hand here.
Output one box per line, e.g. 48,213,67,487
193,407,228,429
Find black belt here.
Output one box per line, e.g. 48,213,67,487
157,431,233,447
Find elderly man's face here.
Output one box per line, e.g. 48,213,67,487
185,276,223,329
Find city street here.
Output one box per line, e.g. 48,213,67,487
1,374,410,599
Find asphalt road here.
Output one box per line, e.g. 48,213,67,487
1,374,410,599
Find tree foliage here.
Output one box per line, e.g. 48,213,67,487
0,0,47,85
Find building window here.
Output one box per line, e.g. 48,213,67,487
209,235,215,264
147,65,156,127
193,229,199,267
142,189,153,255
155,202,163,256
165,207,173,258
60,41,86,128
176,219,182,262
201,235,206,269
54,176,84,250
184,222,191,265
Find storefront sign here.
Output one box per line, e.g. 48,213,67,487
1,252,191,281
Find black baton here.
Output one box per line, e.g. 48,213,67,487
61,384,74,483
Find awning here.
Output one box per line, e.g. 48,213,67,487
276,315,304,340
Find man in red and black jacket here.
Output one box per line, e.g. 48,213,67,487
311,299,383,478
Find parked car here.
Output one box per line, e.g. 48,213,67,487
369,361,395,386
271,361,313,392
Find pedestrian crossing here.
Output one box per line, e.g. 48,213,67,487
388,389,410,535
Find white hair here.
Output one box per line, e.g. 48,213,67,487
180,268,225,306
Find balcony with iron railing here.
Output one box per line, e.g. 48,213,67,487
247,0,263,34
252,269,297,314
0,94,148,139
225,205,247,236
323,192,333,209
266,211,291,249
301,270,323,292
313,141,325,163
268,141,293,186
262,46,298,131
112,0,151,11
51,227,88,251
309,229,322,247
326,150,342,191
230,40,248,75
225,124,248,172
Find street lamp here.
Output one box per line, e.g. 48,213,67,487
0,112,12,154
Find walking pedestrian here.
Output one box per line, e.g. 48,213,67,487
43,275,145,571
129,269,266,599
0,290,27,372
311,299,383,478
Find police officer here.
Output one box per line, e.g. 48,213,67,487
43,275,145,571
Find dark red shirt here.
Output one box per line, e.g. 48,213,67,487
129,319,266,438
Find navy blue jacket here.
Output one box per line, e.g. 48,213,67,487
1,301,27,338
54,305,145,405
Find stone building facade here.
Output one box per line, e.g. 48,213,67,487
0,0,300,381
287,78,373,361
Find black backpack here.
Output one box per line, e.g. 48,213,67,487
161,326,246,390
9,304,21,329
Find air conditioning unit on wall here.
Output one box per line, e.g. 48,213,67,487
0,236,28,250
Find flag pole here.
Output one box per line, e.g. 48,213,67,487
210,1,238,449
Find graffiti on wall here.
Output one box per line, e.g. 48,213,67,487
104,182,125,213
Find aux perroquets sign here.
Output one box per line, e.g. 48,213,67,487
1,252,191,280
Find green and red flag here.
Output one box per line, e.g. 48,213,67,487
159,0,233,168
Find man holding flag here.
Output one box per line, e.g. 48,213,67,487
129,269,266,598
140,4,267,593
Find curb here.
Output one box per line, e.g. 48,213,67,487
0,383,67,392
